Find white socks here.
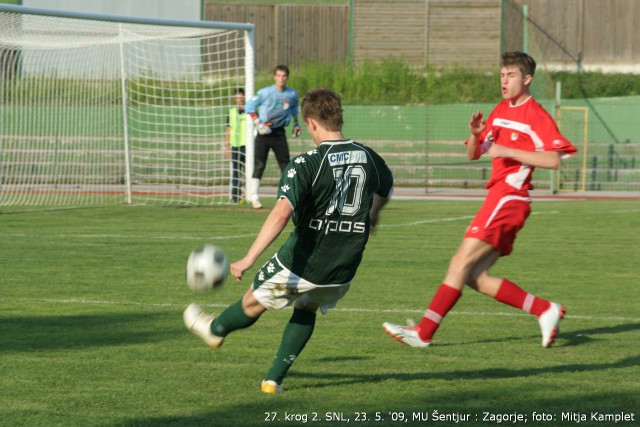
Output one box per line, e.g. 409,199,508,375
250,178,261,202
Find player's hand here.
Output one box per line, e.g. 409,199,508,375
469,111,486,136
292,125,302,138
256,122,272,135
230,258,253,282
252,115,272,136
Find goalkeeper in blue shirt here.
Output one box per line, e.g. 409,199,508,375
245,64,301,209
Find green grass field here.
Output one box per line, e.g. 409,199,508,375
1,198,639,426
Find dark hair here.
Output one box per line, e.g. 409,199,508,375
501,51,536,77
274,64,290,76
235,88,245,95
301,88,343,132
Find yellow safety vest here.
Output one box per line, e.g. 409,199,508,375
229,108,247,148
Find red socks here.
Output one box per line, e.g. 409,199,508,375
417,284,462,341
416,279,550,342
494,278,550,317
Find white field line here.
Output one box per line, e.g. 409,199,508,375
3,210,634,323
380,215,475,227
0,210,560,240
612,209,640,213
379,210,558,228
0,232,257,240
5,297,635,323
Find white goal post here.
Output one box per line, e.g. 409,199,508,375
0,4,255,206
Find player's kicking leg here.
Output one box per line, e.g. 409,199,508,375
184,291,263,349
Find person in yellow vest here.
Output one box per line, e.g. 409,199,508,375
225,88,247,203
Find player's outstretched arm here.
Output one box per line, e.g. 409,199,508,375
230,198,293,282
488,145,561,170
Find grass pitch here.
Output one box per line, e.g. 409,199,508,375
1,198,639,426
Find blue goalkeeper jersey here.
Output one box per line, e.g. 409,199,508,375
245,85,299,129
275,140,394,285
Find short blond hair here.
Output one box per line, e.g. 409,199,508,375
301,88,343,132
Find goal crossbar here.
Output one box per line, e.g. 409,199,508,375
0,3,255,32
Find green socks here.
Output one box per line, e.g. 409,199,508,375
211,299,259,337
265,308,317,384
211,301,317,385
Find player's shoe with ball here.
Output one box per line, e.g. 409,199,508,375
183,303,224,349
261,380,284,394
382,321,431,348
538,302,565,348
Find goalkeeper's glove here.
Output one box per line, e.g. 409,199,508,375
292,122,302,138
250,114,272,135
257,122,272,135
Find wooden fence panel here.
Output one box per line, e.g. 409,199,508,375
426,0,501,68
274,5,350,67
583,0,640,62
353,0,427,66
510,0,640,68
204,4,348,72
205,1,639,72
353,0,500,68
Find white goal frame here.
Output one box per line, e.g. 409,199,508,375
0,4,255,206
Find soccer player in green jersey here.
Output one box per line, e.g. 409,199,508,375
184,88,393,393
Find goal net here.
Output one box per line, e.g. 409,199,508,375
0,4,254,206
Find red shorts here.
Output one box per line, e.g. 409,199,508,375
464,189,531,255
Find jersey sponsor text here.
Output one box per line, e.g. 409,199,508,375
308,218,366,234
328,150,367,166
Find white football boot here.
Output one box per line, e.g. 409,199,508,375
382,321,431,348
183,303,224,349
538,302,565,348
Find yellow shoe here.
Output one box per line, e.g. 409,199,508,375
261,380,284,394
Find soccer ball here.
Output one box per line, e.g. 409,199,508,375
186,244,229,292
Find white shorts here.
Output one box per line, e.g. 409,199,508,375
251,254,351,314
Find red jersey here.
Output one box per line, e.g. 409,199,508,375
477,97,577,191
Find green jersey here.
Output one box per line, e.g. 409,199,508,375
275,139,393,285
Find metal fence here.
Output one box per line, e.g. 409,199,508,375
257,99,639,193
202,1,640,194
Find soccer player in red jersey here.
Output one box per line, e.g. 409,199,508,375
383,51,577,349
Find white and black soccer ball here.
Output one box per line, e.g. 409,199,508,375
186,244,229,292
